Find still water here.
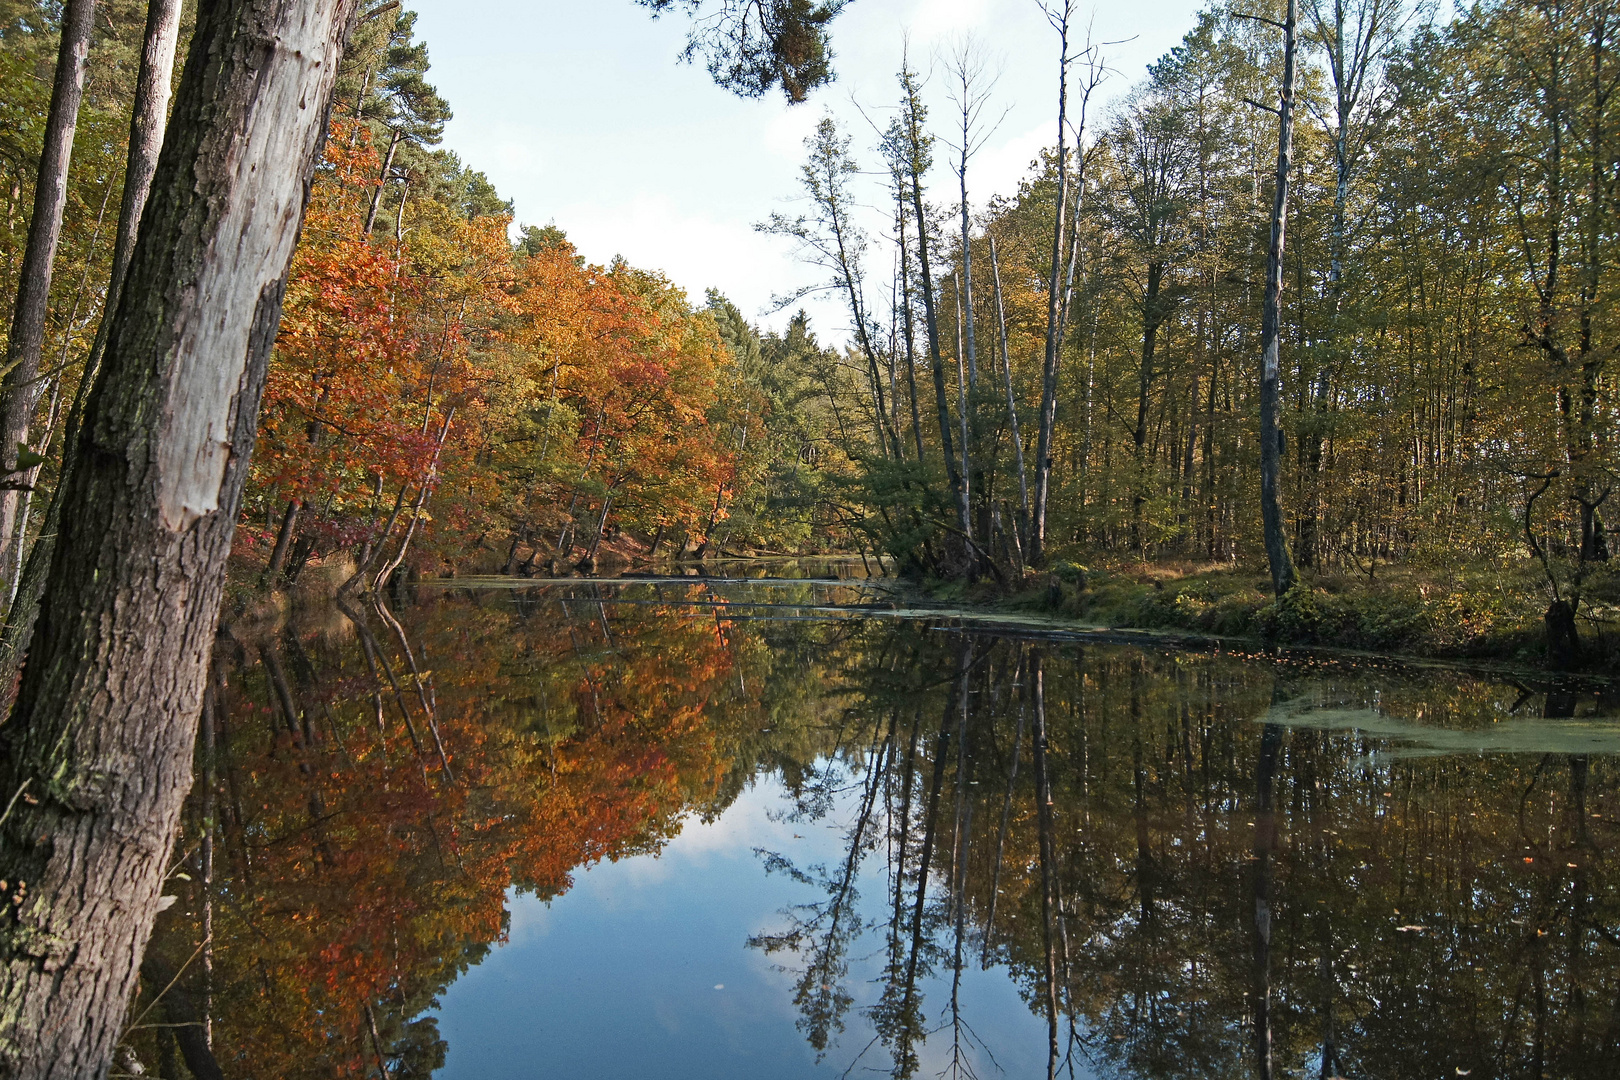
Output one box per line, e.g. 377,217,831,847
137,566,1620,1078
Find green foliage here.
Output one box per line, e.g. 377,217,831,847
636,0,850,103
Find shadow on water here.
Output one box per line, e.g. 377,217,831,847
125,570,1620,1078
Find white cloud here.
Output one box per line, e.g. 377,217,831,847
909,0,996,38
412,0,1209,348
552,193,822,325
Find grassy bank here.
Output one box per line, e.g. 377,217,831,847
923,558,1620,671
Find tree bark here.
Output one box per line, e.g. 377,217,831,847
899,67,973,564
989,235,1031,551
0,0,187,707
1030,3,1073,568
896,188,926,463
0,0,99,600
0,2,360,1075
1132,261,1163,551
363,126,401,235
1260,0,1301,598
262,496,303,586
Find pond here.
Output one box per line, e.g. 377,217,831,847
133,566,1620,1079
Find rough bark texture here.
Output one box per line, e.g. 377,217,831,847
0,1,359,1075
1260,0,1301,598
0,0,186,710
0,0,99,596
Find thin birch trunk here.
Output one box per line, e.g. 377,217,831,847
372,407,455,592
0,0,185,690
990,235,1031,547
0,0,99,597
1030,3,1074,567
1260,0,1301,597
363,127,401,235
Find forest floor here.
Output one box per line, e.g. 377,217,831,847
922,557,1620,674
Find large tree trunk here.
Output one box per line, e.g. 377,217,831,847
0,0,186,706
0,0,99,601
0,2,359,1075
1260,0,1300,598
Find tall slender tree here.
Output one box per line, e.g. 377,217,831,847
0,0,186,699
1029,0,1076,568
897,59,975,562
0,0,98,602
1257,0,1302,597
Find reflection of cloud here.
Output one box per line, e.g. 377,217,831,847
664,781,800,857
504,889,554,945
567,778,808,896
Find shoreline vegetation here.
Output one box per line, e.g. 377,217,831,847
207,0,1620,681
234,539,1620,678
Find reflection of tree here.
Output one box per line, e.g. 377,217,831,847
125,583,828,1078
749,708,894,1055
751,630,1620,1080
124,590,1620,1079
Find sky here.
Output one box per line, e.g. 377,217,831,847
408,0,1209,335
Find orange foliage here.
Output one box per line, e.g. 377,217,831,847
240,123,746,575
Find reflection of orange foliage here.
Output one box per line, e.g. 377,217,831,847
182,595,748,1078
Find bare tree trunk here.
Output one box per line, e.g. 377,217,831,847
0,3,360,1075
1260,0,1301,598
990,235,1031,550
899,64,974,563
896,187,927,463
0,0,186,699
0,0,99,599
363,126,401,235
953,273,972,516
1030,2,1073,568
262,496,303,586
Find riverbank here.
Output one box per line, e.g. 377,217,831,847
231,545,1619,674
919,558,1620,673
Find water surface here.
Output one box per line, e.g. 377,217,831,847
138,566,1620,1078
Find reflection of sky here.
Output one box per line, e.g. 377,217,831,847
431,775,1065,1079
